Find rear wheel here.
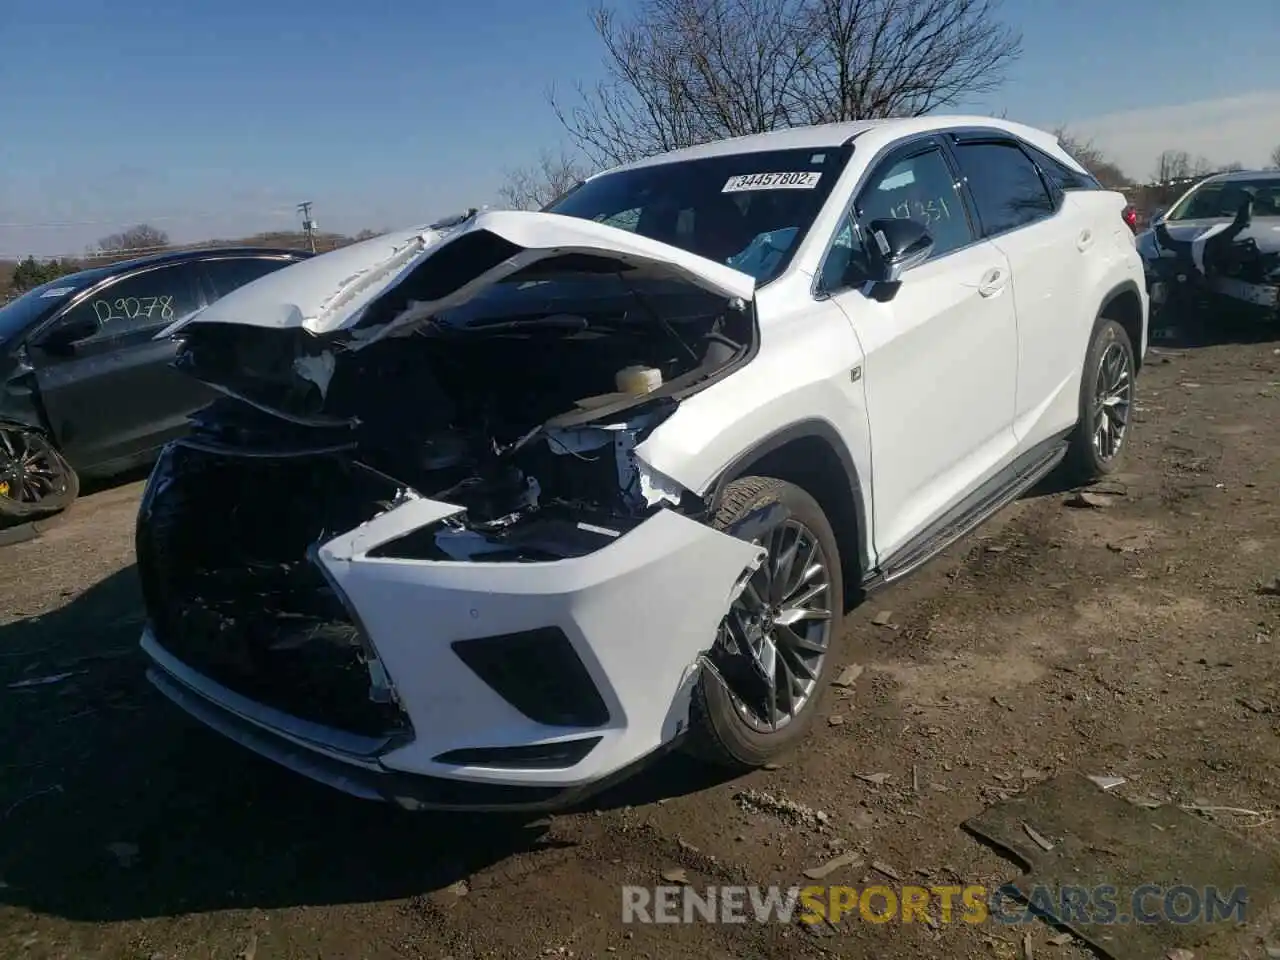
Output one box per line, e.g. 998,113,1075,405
0,427,79,523
1064,318,1136,482
687,476,844,770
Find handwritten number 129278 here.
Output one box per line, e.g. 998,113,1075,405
92,295,177,325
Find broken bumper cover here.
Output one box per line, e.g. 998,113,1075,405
141,500,762,809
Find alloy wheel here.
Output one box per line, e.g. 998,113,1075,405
1092,341,1132,462
0,429,67,505
719,518,834,732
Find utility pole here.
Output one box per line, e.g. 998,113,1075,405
297,201,317,253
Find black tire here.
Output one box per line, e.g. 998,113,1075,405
686,475,844,770
0,428,79,524
1064,317,1136,483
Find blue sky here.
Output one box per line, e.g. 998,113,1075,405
3,0,1278,257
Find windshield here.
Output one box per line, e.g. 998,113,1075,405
545,146,852,284
0,275,94,343
1167,176,1280,221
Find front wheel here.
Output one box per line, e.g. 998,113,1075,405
0,427,80,523
1064,318,1136,482
686,476,844,770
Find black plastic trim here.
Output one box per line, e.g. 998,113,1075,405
707,417,870,574
434,737,603,770
864,429,1071,591
452,627,611,728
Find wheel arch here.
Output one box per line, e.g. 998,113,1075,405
707,418,869,609
1097,279,1146,371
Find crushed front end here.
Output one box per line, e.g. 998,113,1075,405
1144,209,1280,325
136,228,768,810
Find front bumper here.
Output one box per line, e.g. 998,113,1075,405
141,497,763,808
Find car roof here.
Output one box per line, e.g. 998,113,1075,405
1196,169,1280,185
55,245,313,289
597,115,1069,175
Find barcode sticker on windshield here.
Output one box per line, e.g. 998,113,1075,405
722,171,822,192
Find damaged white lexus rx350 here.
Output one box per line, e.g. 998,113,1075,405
137,116,1148,810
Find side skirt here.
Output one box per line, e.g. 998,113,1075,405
862,430,1071,592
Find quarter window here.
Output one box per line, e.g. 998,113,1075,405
953,141,1055,235
57,263,201,339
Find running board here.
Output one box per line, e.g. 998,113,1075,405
866,437,1069,589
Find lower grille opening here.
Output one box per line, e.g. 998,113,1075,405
136,442,412,739
452,628,610,727
435,736,603,769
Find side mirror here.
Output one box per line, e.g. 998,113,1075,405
33,314,98,355
868,218,934,284
1148,208,1166,225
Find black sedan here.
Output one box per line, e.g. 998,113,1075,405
0,246,312,520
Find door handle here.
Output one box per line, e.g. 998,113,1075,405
977,266,1007,298
1076,229,1094,252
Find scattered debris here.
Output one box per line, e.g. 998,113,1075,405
733,789,829,828
1106,534,1150,553
1020,768,1044,781
239,933,258,960
1258,578,1280,597
855,772,892,787
1022,822,1054,852
1166,949,1194,960
1064,491,1113,509
828,715,845,727
1086,775,1126,791
1238,697,1272,714
871,860,901,882
1046,932,1073,946
1023,932,1034,960
660,868,688,885
762,763,781,771
7,670,84,689
1180,803,1271,818
106,841,140,868
444,880,470,897
912,765,920,793
992,695,1014,711
832,664,864,687
871,610,894,627
803,852,863,880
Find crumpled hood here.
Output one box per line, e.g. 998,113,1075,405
1150,217,1280,250
166,210,757,341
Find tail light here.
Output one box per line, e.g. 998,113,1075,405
1122,204,1139,233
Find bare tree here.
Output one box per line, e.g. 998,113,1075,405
1219,161,1244,173
498,148,594,210
550,0,1021,167
95,223,170,255
1053,127,1131,189
1154,149,1193,183
1268,144,1280,170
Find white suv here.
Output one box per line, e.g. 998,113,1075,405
137,116,1147,810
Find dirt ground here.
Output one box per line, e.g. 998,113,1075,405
3,321,1280,960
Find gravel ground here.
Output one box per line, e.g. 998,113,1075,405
2,323,1280,960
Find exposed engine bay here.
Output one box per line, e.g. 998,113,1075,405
171,261,756,557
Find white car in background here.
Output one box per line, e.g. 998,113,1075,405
136,115,1147,810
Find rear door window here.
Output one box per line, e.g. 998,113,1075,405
201,257,295,299
953,141,1056,236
